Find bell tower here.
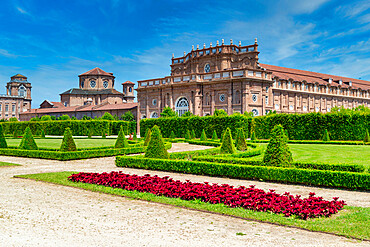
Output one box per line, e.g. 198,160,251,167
122,81,135,103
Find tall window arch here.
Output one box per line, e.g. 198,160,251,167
175,97,189,116
151,112,158,118
18,85,26,97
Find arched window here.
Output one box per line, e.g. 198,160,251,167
234,90,240,104
18,85,26,97
151,112,158,118
175,97,189,117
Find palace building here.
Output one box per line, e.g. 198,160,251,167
0,74,32,120
20,68,138,121
136,39,370,118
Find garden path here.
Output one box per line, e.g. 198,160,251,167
0,143,368,246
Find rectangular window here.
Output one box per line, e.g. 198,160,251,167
141,82,147,86
183,76,190,81
232,71,243,77
0,104,2,111
214,73,221,78
248,71,254,76
5,105,8,112
256,72,262,77
12,105,15,112
203,74,212,80
222,72,230,78
154,80,160,85
174,77,181,82
265,96,268,105
266,86,269,93
148,81,153,86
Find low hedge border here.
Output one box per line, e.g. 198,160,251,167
115,156,370,190
250,140,370,145
0,142,172,160
169,147,220,160
193,156,366,173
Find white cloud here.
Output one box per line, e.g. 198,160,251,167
0,49,18,58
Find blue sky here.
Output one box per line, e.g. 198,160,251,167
0,0,369,107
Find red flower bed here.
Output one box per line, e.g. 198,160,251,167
68,172,345,219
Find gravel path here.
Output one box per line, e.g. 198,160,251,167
0,143,369,246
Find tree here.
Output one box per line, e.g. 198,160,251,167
41,129,45,138
51,116,57,120
115,126,129,148
143,128,152,146
170,131,176,139
9,117,18,122
220,128,236,154
200,129,207,141
19,127,38,150
250,131,257,141
364,129,369,143
121,111,135,121
102,130,106,139
191,129,196,139
185,129,191,140
58,115,70,120
88,128,93,138
71,116,77,120
181,111,194,117
144,125,169,159
212,130,218,140
322,129,330,142
285,129,289,140
160,107,178,118
101,112,114,120
263,125,293,167
41,115,52,121
213,109,228,117
60,128,77,151
82,115,92,120
235,128,248,151
133,129,138,141
30,117,41,121
0,124,7,148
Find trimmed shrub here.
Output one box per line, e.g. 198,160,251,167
185,129,191,140
19,127,38,150
191,129,196,139
60,128,77,152
285,129,289,140
13,130,18,138
263,125,293,166
41,129,45,138
144,125,169,159
170,131,176,139
220,128,236,154
235,128,248,151
212,130,218,140
115,126,129,148
200,129,207,141
102,131,106,139
322,129,330,142
251,131,256,141
133,129,138,141
364,129,370,143
144,128,152,146
0,125,7,148
88,128,93,138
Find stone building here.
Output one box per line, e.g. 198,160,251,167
136,39,370,118
20,68,137,121
0,74,32,120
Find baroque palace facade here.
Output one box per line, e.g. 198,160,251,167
0,74,32,120
136,39,370,118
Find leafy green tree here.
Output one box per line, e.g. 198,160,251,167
30,117,40,121
235,128,248,151
213,109,228,117
101,112,114,120
58,115,70,120
115,126,129,148
263,125,293,166
144,128,152,146
71,116,77,120
88,128,93,138
181,111,194,117
19,127,38,150
0,125,7,148
212,130,218,140
41,115,52,121
160,107,178,118
60,128,77,151
51,116,57,120
220,128,236,154
250,131,257,141
82,115,92,120
185,129,191,140
121,111,135,121
170,130,176,139
144,125,169,159
191,129,196,139
322,129,330,142
9,117,18,122
363,129,369,143
200,129,207,141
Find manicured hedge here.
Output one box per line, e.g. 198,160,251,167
252,112,370,141
140,115,250,139
115,156,370,190
168,147,220,160
0,120,136,136
250,140,370,145
193,156,366,173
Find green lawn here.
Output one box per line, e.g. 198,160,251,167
0,161,21,167
249,143,370,167
6,138,116,149
16,171,370,240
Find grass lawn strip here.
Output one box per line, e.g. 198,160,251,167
0,161,21,167
15,171,370,241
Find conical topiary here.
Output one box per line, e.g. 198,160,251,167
263,125,293,167
285,129,289,140
88,128,93,139
102,130,106,139
0,124,7,148
144,125,169,159
170,131,176,139
251,131,256,141
185,130,191,140
60,128,77,152
212,130,218,140
115,126,129,148
322,129,330,142
191,129,196,139
364,129,370,143
13,130,18,138
41,129,45,138
19,127,38,150
220,127,236,154
144,128,152,146
200,129,207,141
133,129,138,141
235,128,248,151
